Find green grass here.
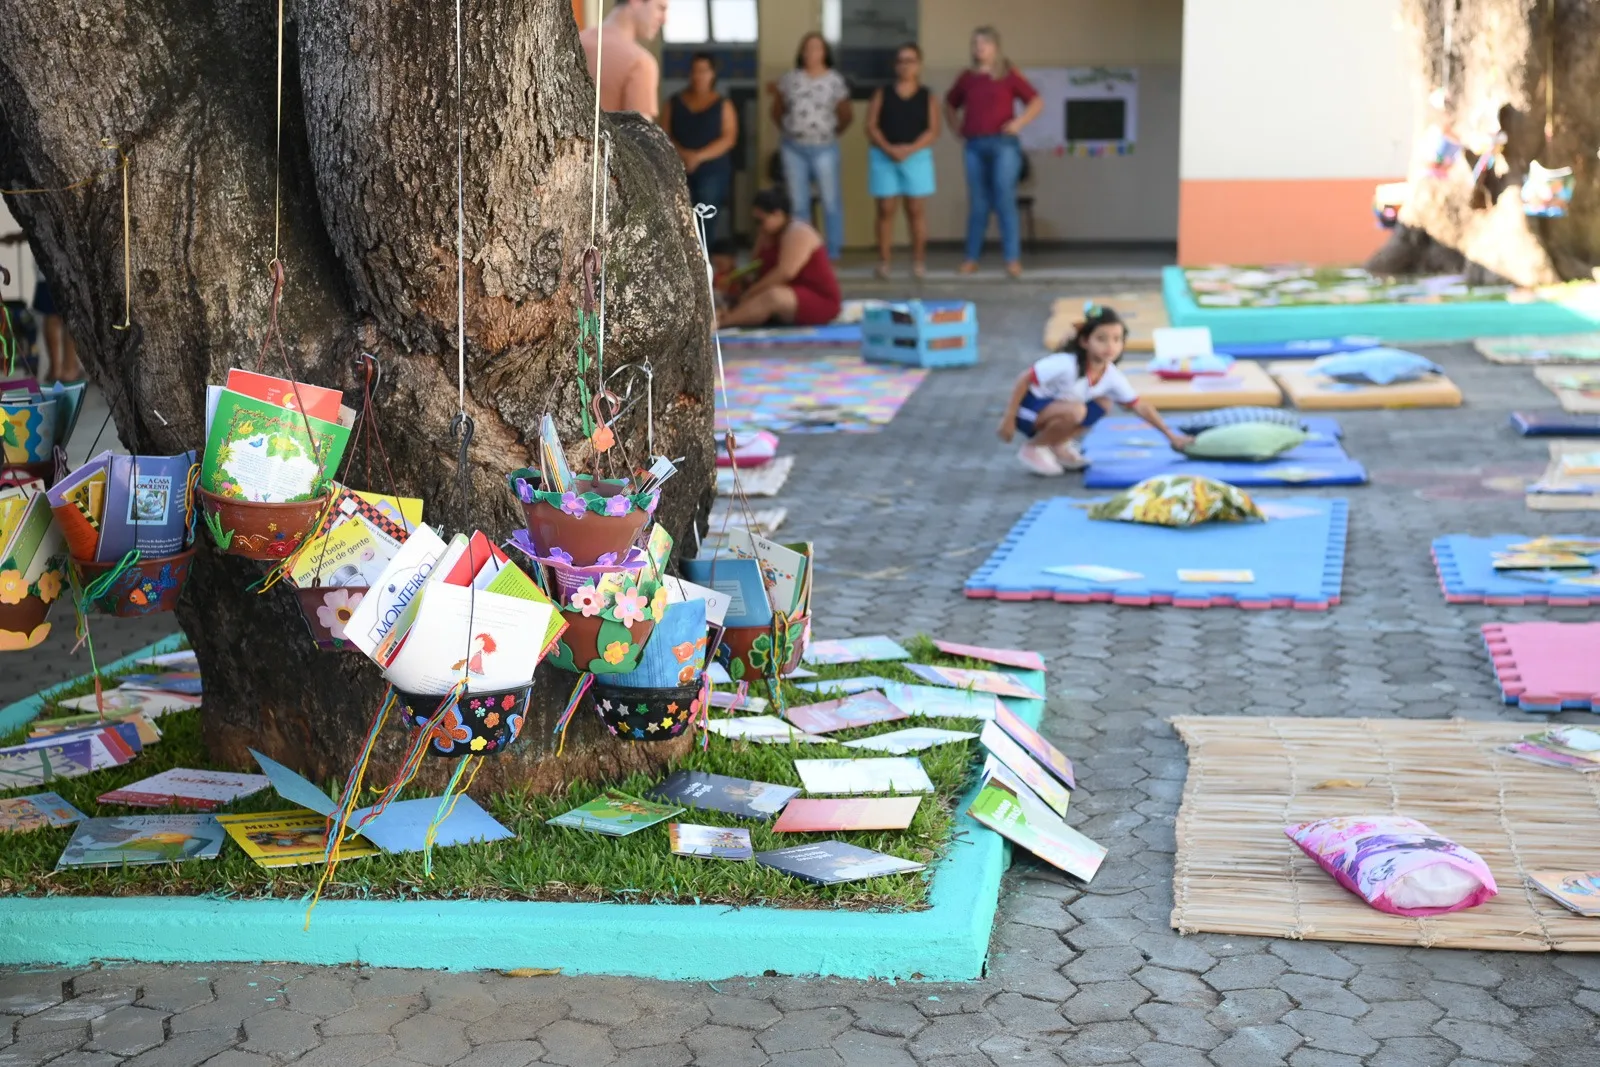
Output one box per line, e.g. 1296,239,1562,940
0,637,1031,910
1184,264,1518,308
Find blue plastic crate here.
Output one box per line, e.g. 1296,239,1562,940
861,300,979,368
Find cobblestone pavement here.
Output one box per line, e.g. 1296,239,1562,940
5,282,1600,1067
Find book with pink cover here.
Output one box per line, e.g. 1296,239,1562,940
994,704,1075,790
932,641,1046,672
905,664,1043,700
772,796,922,832
783,691,908,735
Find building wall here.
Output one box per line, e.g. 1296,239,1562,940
1178,0,1416,264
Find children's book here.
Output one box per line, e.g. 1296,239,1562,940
0,792,86,833
2,728,134,773
840,727,978,755
932,641,1046,672
793,757,934,796
547,790,683,836
1044,564,1143,583
57,688,201,720
96,452,197,562
968,773,1106,884
1509,536,1600,555
669,823,753,861
703,716,830,745
117,672,203,697
647,770,799,819
56,815,226,869
32,713,160,747
216,809,380,868
802,636,911,666
754,840,925,886
1177,569,1254,583
721,529,809,617
344,524,447,661
880,682,1003,721
708,690,767,713
771,796,922,833
1527,870,1600,916
201,388,353,502
792,676,897,697
784,692,908,735
0,740,95,788
45,452,110,559
380,577,555,694
904,664,1043,700
681,557,773,628
994,705,1076,791
980,723,1072,818
139,650,199,671
663,576,731,627
97,768,271,811
224,369,344,424
1491,551,1593,571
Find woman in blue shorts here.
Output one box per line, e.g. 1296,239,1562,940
865,43,940,279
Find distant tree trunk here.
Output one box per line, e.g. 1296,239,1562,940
0,0,715,791
1370,0,1600,285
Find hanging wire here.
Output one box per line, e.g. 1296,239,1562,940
448,0,475,495
113,146,132,331
1544,0,1555,144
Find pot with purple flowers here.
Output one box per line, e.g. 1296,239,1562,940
508,467,656,567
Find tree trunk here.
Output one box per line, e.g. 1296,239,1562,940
1370,0,1600,285
0,0,715,791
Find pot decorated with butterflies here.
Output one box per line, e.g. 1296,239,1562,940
720,613,810,683
71,549,195,617
197,489,328,561
509,467,657,567
546,576,667,676
396,685,533,758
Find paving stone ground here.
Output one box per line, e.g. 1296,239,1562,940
5,280,1600,1066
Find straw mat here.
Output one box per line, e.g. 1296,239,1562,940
1527,440,1600,512
1171,716,1600,952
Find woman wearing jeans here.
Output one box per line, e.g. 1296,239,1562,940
945,27,1042,278
771,32,852,260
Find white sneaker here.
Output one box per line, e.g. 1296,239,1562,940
1018,444,1065,476
1051,440,1090,471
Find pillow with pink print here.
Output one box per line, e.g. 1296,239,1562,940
1285,814,1498,917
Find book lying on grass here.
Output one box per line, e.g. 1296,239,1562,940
755,840,925,886
2,728,133,774
251,749,512,853
981,724,1072,818
57,688,201,720
968,771,1106,884
802,636,911,666
840,727,977,755
117,672,203,697
794,757,934,796
703,716,829,745
784,692,908,735
669,823,753,861
1528,870,1600,916
216,809,380,868
138,650,199,671
708,690,767,713
0,792,85,833
904,664,1042,700
32,713,160,747
792,676,897,697
0,740,95,789
56,815,226,869
932,641,1046,672
880,682,1003,721
548,791,684,837
994,705,1076,791
772,796,921,833
98,768,272,811
647,770,799,819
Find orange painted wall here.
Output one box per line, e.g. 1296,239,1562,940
1178,178,1401,266
573,0,585,28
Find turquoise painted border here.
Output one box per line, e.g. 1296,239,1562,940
0,644,1044,980
1163,265,1600,345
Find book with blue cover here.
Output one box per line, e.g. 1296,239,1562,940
681,557,773,627
96,452,197,562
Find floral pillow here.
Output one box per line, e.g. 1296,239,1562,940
1286,815,1497,916
1087,475,1264,527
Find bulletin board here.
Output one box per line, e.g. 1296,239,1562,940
1020,67,1139,156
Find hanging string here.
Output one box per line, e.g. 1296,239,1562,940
113,147,132,331
589,13,605,246
422,754,484,877
272,0,285,266
448,0,475,496
1544,0,1555,144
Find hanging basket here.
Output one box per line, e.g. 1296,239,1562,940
70,549,195,616
0,562,65,652
293,585,369,651
0,458,58,490
548,609,658,676
720,613,810,683
507,530,646,602
197,489,327,561
510,468,655,567
396,685,533,758
590,678,705,742
1523,163,1575,218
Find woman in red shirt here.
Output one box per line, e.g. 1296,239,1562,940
944,27,1043,278
716,188,843,329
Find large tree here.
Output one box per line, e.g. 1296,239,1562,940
0,0,715,790
1371,0,1600,285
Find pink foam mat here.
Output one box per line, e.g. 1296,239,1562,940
1483,622,1600,712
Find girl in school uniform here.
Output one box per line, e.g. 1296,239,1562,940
997,304,1193,476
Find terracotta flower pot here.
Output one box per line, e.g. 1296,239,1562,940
0,593,54,652
511,470,654,567
546,608,658,676
197,489,327,561
293,585,369,651
0,458,58,490
719,614,810,683
71,549,194,616
590,678,705,742
395,685,532,758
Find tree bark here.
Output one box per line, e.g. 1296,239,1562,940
1370,0,1600,285
0,0,715,791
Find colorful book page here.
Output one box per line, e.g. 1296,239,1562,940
647,770,798,819
0,792,85,833
932,641,1046,672
56,815,226,869
669,823,753,861
994,705,1076,790
880,682,1003,721
784,692,908,735
980,724,1072,818
904,664,1043,700
968,774,1106,883
754,840,925,886
546,791,684,836
1527,869,1600,915
97,769,271,811
216,809,379,868
771,796,921,833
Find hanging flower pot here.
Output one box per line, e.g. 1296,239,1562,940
1523,162,1575,218
509,467,656,567
589,678,705,741
545,576,667,675
395,685,533,757
0,559,65,651
0,457,59,490
720,613,810,683
601,598,708,689
1420,124,1462,178
507,530,647,603
293,585,368,651
197,489,328,561
70,549,195,617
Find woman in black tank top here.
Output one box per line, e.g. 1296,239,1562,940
664,53,740,246
866,44,941,278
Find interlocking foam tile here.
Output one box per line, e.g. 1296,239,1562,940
717,323,863,346
714,355,926,434
964,497,1347,610
1511,411,1600,436
1079,415,1366,488
1432,534,1600,606
1212,337,1381,359
1482,622,1600,712
1271,360,1463,410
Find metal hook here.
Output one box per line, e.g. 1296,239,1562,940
603,362,655,452
354,351,385,403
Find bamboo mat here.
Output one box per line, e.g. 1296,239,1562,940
1171,716,1600,952
1044,292,1167,352
1535,366,1600,414
1527,440,1600,512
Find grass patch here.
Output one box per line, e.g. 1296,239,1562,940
1184,264,1519,308
0,637,1037,910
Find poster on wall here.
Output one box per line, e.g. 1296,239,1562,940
1020,67,1139,157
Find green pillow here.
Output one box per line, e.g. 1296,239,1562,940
1181,422,1308,462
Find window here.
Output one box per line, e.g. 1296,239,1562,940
827,0,917,96
710,0,758,43
663,1,709,44
663,0,757,44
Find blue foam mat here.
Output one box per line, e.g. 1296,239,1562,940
1213,337,1380,359
718,323,863,346
1511,411,1600,436
1432,534,1600,605
965,496,1347,609
1080,416,1366,488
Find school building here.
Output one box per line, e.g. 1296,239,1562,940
581,0,1418,266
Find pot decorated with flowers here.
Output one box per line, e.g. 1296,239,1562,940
546,575,668,676
0,555,66,651
509,467,657,567
589,598,710,742
720,613,810,683
293,585,368,651
395,685,532,758
507,530,647,603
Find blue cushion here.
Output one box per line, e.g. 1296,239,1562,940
1312,348,1442,386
